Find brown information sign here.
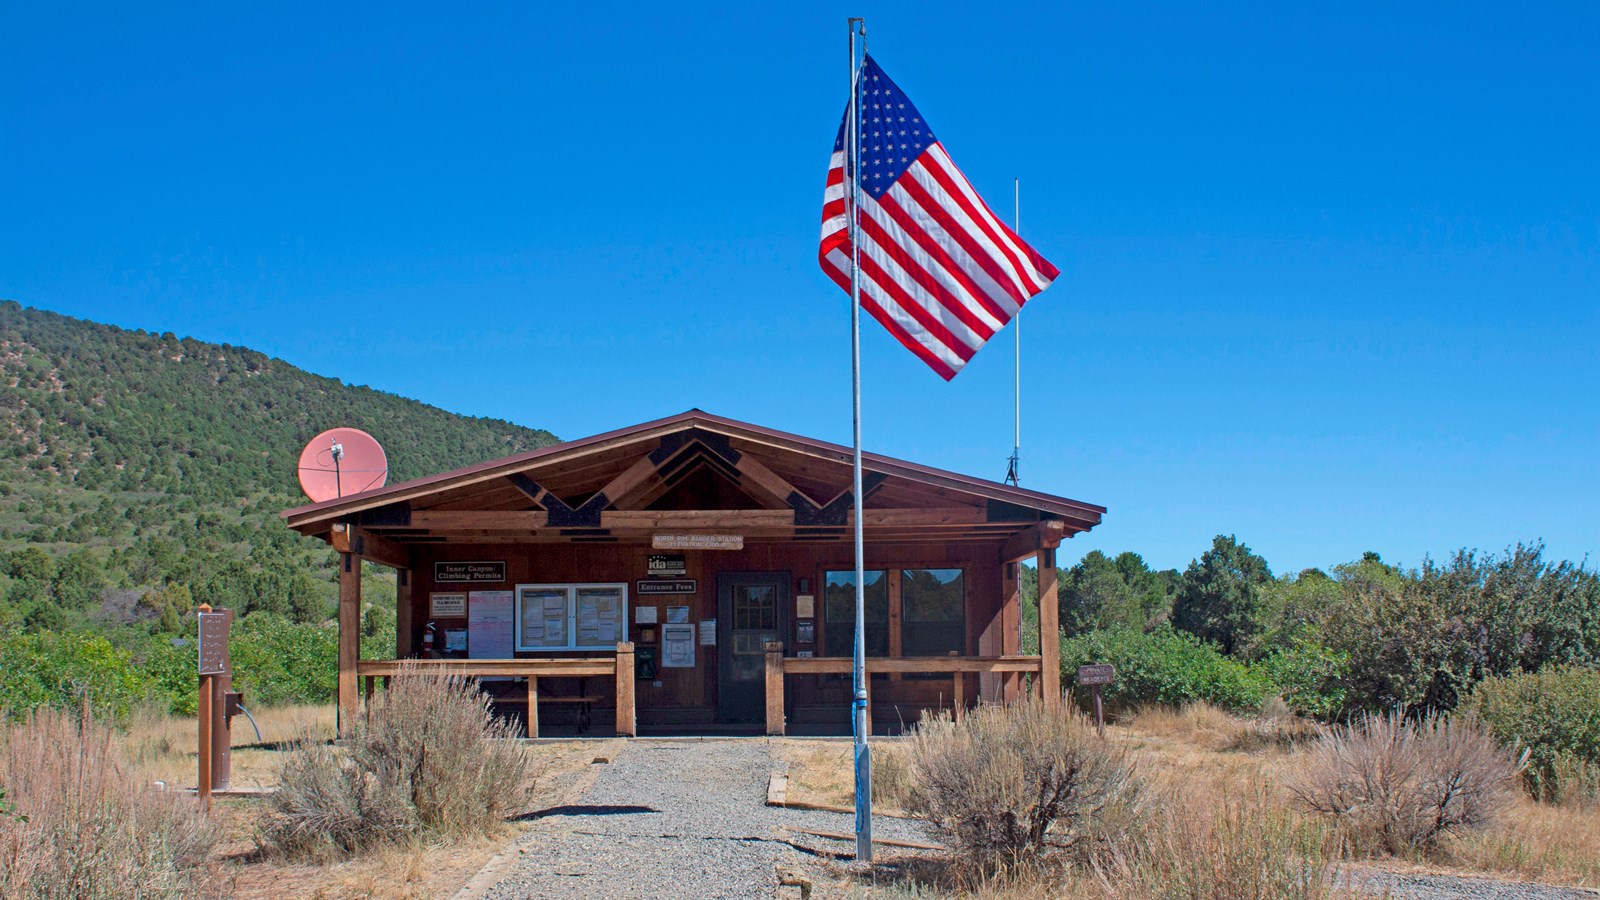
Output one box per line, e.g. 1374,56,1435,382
637,579,697,596
198,609,233,675
434,560,506,583
1077,663,1116,686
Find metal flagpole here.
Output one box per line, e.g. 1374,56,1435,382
845,14,873,864
1006,179,1021,486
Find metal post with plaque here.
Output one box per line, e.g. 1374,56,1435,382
196,604,233,810
1076,664,1116,739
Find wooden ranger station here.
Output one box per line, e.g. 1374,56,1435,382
282,410,1104,737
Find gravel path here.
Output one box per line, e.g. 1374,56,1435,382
483,739,930,900
1347,868,1597,900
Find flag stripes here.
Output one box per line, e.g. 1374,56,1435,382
819,57,1058,380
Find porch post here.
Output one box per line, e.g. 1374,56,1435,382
337,552,361,736
765,642,786,736
395,568,413,658
614,642,636,737
1036,547,1061,707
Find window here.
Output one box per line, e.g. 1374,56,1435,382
514,583,628,652
901,568,964,656
824,570,888,657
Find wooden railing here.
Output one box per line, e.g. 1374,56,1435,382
763,643,1044,735
355,643,636,738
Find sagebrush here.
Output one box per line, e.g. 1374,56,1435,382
905,698,1142,877
0,704,218,899
1291,711,1521,855
259,668,532,860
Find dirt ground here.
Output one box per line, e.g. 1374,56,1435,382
119,705,617,900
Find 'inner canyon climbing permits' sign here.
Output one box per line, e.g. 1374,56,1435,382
435,561,507,583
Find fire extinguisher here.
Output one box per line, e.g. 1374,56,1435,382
422,622,438,658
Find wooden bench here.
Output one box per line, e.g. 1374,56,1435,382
526,677,603,735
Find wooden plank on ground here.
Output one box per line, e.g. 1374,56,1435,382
778,826,943,852
767,772,789,807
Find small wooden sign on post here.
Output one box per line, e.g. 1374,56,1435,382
1076,664,1116,738
196,605,234,811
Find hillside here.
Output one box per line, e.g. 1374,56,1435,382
0,300,558,630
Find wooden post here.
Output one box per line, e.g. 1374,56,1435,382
1093,684,1105,738
952,673,965,723
196,672,213,811
1001,561,1020,701
211,673,231,792
364,676,376,707
395,568,413,658
614,642,636,737
337,552,361,737
765,641,785,736
1037,547,1061,708
526,676,539,739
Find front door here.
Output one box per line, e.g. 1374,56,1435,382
717,571,789,724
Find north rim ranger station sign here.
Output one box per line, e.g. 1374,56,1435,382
283,410,1104,737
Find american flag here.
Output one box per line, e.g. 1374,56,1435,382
820,55,1059,380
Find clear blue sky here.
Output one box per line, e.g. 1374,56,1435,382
2,2,1595,575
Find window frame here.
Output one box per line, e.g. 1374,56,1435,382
816,565,968,659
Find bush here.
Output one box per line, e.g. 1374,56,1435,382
1255,640,1349,720
1467,666,1600,804
0,705,219,898
0,631,153,723
259,668,532,860
903,698,1142,877
229,613,337,707
1290,712,1522,855
1060,626,1268,714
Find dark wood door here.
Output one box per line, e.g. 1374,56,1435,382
717,572,789,724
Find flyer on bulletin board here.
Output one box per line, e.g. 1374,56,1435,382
662,624,695,667
469,590,515,679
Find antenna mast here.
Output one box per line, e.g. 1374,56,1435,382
1005,178,1021,486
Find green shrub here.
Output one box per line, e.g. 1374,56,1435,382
1256,639,1349,719
1060,626,1268,714
229,613,337,708
1467,667,1600,803
0,632,152,723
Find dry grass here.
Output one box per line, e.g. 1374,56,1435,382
800,702,1600,897
778,739,917,815
119,702,335,790
0,705,221,899
1439,793,1600,885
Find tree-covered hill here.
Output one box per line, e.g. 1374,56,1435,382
0,299,557,632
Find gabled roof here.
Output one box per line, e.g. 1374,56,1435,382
283,409,1104,543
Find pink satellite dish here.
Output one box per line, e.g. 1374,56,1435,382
297,428,388,502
